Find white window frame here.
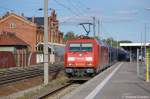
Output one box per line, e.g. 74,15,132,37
9,23,16,29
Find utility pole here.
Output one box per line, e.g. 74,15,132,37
130,47,132,62
44,0,49,85
110,39,113,65
98,20,100,39
137,49,139,77
141,32,143,61
117,38,119,61
93,16,96,37
144,23,147,65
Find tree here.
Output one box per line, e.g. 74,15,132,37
105,37,113,45
119,40,132,43
93,36,100,40
105,38,132,47
64,31,76,41
105,37,118,47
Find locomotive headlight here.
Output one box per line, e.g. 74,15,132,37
68,57,75,61
85,57,93,61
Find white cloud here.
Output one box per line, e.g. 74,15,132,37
59,16,94,24
145,7,150,10
116,10,138,16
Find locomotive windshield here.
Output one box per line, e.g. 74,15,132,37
69,44,80,52
69,43,93,52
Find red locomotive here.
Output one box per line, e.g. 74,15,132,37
64,37,109,79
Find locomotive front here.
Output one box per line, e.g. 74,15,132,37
64,39,97,78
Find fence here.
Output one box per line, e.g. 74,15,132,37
0,51,16,68
36,52,64,64
0,51,64,68
0,51,36,68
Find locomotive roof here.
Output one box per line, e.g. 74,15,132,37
66,38,97,43
66,39,108,47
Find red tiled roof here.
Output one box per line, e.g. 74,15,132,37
0,33,28,46
0,12,36,27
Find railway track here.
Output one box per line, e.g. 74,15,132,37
38,83,73,99
0,65,63,85
37,81,85,99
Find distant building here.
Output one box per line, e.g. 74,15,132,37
27,10,64,52
0,32,29,67
0,10,64,52
0,12,37,52
0,32,28,52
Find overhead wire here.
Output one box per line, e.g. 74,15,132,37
54,0,101,37
100,22,113,40
66,0,84,16
76,0,90,13
54,0,80,17
54,0,95,26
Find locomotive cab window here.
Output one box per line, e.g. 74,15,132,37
81,43,92,52
69,43,93,52
69,44,81,52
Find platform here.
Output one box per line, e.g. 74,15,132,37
61,62,150,99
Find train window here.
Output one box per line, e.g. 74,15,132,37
69,44,81,52
69,43,93,52
81,43,93,52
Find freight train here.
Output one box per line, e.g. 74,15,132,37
64,37,129,80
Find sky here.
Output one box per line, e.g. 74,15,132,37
0,0,150,42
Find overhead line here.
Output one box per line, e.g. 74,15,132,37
54,0,80,16
100,22,113,39
67,0,84,16
76,0,90,12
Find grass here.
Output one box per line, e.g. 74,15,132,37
16,71,68,99
0,68,7,74
16,91,38,99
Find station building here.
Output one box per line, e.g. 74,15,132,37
0,10,64,52
0,10,64,67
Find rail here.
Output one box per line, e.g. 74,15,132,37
0,65,63,85
38,83,72,99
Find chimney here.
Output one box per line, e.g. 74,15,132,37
32,16,35,23
21,13,24,17
6,11,10,16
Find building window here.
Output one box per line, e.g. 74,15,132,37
9,23,16,29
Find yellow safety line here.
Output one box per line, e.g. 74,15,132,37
146,52,149,82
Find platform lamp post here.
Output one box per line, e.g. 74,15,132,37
44,0,49,85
